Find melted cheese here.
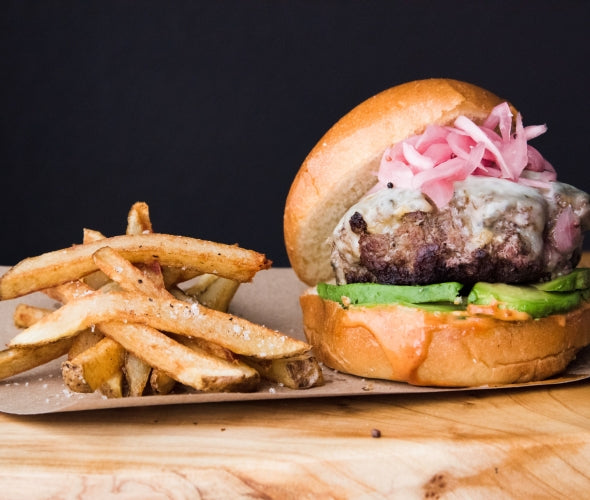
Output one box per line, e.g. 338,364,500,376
331,177,549,281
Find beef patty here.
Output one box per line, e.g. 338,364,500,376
331,177,590,286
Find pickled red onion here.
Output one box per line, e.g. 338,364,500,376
372,102,557,208
552,206,578,253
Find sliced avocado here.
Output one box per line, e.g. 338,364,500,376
468,282,581,318
533,268,590,292
317,281,463,307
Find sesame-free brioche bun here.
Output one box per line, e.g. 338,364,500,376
300,288,590,387
284,78,509,286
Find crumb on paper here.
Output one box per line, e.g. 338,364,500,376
362,379,374,391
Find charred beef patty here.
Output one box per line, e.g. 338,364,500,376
331,176,590,286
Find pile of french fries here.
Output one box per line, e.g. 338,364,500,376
0,202,323,397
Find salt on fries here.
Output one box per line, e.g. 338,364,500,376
0,202,323,397
12,303,54,328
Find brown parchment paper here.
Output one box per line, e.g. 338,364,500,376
1,266,589,415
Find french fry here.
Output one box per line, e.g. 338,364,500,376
138,260,166,287
242,353,324,389
92,246,169,298
0,233,271,300
9,291,311,360
123,206,168,293
182,273,219,296
124,352,152,397
174,334,237,362
67,328,104,361
0,338,74,381
44,280,96,303
183,274,240,312
161,267,202,288
9,301,82,383
83,271,112,291
61,337,126,393
126,201,202,288
150,369,176,395
45,279,118,303
61,362,92,393
81,228,111,289
126,201,153,235
83,228,107,242
98,280,122,294
167,286,195,303
13,303,53,328
99,370,124,398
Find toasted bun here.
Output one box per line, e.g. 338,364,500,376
284,78,509,285
301,289,590,387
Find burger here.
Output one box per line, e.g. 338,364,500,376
283,78,590,387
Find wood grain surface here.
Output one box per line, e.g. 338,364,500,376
1,382,590,499
2,260,590,498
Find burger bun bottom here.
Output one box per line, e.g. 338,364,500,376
300,289,590,387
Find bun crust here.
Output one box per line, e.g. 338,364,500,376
300,290,590,387
284,78,509,285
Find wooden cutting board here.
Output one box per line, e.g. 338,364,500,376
1,381,589,498
1,258,590,498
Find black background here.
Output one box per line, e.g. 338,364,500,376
2,1,589,267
